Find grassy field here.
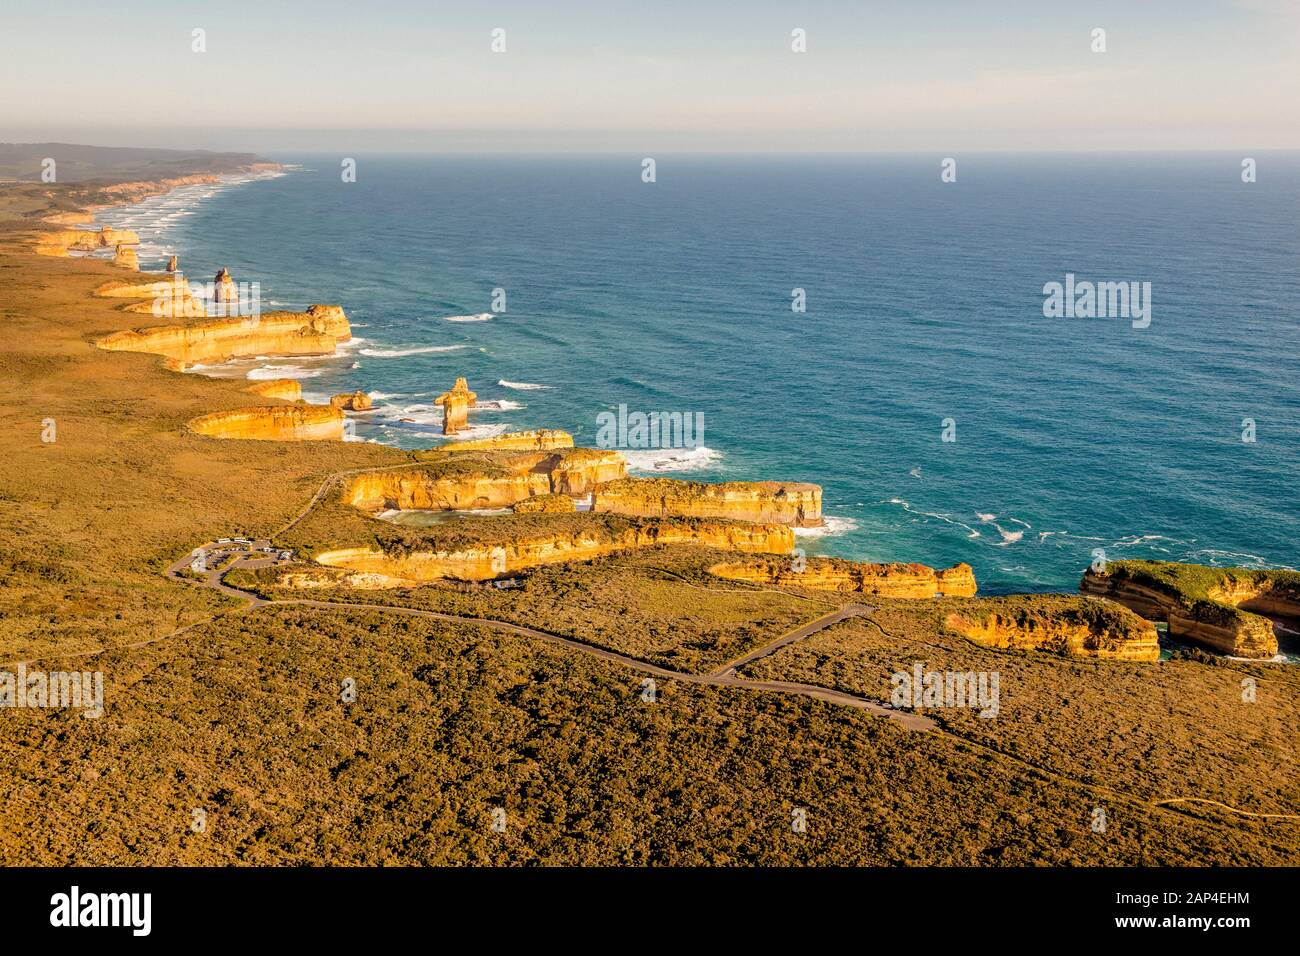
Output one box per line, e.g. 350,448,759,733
1,148,1297,866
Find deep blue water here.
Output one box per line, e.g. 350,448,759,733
102,153,1300,594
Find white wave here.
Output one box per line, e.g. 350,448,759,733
794,516,860,538
445,423,511,442
886,498,981,539
246,364,326,380
908,466,923,479
442,313,494,322
1183,549,1291,569
472,399,524,412
976,512,997,522
359,344,466,358
992,527,1024,547
623,446,723,473
498,379,552,390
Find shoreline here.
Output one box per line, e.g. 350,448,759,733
20,161,1299,663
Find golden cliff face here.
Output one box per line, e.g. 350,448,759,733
709,557,976,598
345,469,550,512
113,244,139,270
35,226,141,257
315,519,795,584
593,477,823,527
95,304,351,370
435,377,476,435
244,379,304,402
330,390,373,411
445,429,574,452
945,599,1160,661
187,404,344,441
1081,565,1283,658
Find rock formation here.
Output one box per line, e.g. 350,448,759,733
113,243,139,270
166,255,178,273
352,449,627,514
593,477,823,527
1081,561,1287,658
944,596,1160,661
244,379,304,402
95,304,351,370
345,466,550,512
435,377,476,435
187,404,344,441
314,517,795,584
212,268,239,315
444,429,574,452
709,557,977,598
330,390,373,411
34,226,141,257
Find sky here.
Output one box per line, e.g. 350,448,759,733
2,0,1298,152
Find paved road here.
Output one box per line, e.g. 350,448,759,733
162,544,934,730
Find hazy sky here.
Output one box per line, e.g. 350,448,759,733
3,0,1298,151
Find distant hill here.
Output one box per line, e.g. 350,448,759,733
0,143,267,183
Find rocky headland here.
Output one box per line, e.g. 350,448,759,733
709,556,977,598
1081,561,1293,658
95,303,351,370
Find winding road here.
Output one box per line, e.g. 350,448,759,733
163,542,935,730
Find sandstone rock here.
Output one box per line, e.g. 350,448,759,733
95,306,351,370
244,379,303,402
945,596,1160,661
1081,562,1286,658
187,404,344,441
445,429,574,452
330,390,373,411
345,467,549,512
435,377,477,435
512,494,576,514
113,244,139,270
166,255,178,273
212,268,238,314
709,556,976,598
315,517,794,584
593,476,822,527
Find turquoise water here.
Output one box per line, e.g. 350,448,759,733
102,153,1300,595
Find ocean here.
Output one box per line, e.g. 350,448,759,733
99,153,1300,595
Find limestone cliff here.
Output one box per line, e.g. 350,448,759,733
445,429,574,452
330,390,373,411
593,476,823,527
1081,562,1288,658
244,379,303,402
388,448,626,511
435,377,476,435
315,518,795,584
945,597,1160,662
187,404,344,441
344,466,550,512
113,244,139,270
34,226,141,257
166,255,178,273
95,304,351,370
709,557,977,598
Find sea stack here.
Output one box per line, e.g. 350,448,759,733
331,390,373,411
213,267,238,315
435,377,477,435
113,243,139,271
166,254,178,273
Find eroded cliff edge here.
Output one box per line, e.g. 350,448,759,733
1081,560,1295,658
